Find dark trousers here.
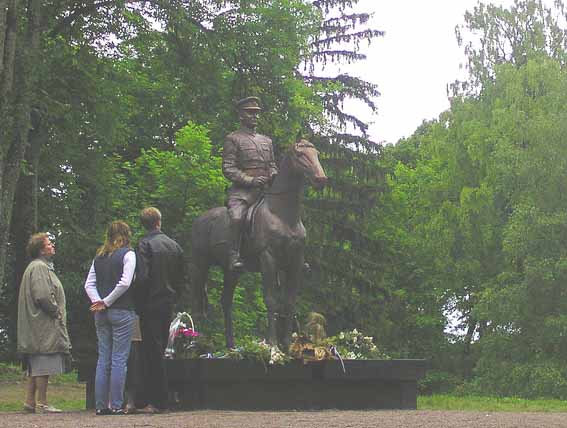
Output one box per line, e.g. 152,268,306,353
140,311,171,409
125,341,144,406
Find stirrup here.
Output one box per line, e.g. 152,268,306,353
230,258,244,271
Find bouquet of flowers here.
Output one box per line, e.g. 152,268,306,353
224,336,290,367
324,328,389,360
165,312,211,359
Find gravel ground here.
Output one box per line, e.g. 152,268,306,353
3,410,567,428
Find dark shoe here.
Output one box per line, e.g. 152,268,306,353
95,408,112,416
111,408,126,415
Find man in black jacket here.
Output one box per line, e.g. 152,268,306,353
136,207,185,413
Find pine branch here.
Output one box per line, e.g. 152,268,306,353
312,29,385,49
323,13,371,28
313,0,357,14
306,74,380,111
310,50,366,64
49,0,117,37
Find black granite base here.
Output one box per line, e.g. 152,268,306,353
78,359,427,410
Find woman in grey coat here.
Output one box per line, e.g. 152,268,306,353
17,233,72,413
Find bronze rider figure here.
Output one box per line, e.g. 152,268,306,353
222,97,278,271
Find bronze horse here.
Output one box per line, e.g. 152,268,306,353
191,140,327,349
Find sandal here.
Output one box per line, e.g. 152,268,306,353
124,405,137,415
22,403,35,413
37,403,62,413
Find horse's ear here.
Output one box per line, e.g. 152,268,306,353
290,141,301,155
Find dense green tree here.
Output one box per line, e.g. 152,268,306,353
379,0,567,395
1,0,387,358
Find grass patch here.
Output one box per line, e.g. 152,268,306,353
419,394,567,412
0,382,85,412
0,362,78,384
0,362,24,382
0,362,84,412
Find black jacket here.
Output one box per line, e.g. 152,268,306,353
135,230,185,315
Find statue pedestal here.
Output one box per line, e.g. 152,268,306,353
167,359,427,410
79,358,427,410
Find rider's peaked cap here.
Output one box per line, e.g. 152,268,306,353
236,96,262,111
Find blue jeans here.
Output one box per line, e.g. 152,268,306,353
94,308,136,410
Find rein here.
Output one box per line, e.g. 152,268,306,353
262,188,296,196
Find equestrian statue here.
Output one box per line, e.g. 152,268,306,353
191,97,327,350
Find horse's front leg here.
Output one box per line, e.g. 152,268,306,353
278,251,304,351
221,270,238,349
259,249,279,346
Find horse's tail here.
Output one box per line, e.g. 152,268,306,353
189,207,228,319
190,214,211,319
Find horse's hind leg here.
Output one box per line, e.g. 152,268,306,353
259,250,279,346
190,257,210,320
221,270,238,349
279,253,304,350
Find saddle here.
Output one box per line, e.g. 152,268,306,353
244,195,265,238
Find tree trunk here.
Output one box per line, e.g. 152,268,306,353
0,0,41,291
0,0,9,75
0,0,19,291
462,318,477,379
0,0,17,98
5,110,43,355
0,0,18,164
11,109,43,282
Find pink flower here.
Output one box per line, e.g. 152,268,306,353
182,328,200,338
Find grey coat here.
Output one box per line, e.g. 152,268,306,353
17,259,71,355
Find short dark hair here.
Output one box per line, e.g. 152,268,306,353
27,233,50,259
140,207,161,231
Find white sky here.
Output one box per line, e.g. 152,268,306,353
343,0,548,144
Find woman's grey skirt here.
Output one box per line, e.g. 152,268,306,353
27,353,67,377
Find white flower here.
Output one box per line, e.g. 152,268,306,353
352,328,358,334
269,346,284,365
339,332,345,339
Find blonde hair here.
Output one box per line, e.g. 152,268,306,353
97,221,132,257
140,207,161,231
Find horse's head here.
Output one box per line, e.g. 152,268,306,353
289,139,328,190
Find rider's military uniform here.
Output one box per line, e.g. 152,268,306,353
222,97,277,269
223,128,278,213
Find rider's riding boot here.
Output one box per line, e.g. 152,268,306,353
267,311,278,346
228,221,244,271
277,313,293,352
